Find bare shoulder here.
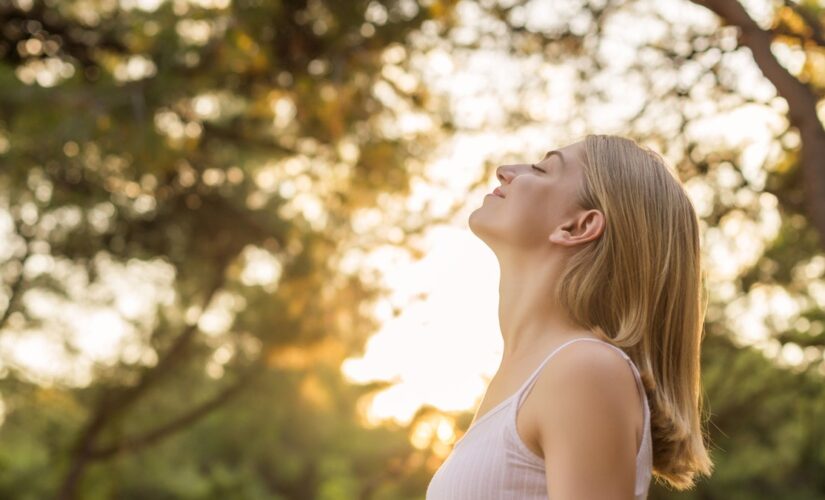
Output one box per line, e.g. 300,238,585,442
531,340,640,425
530,340,640,498
536,340,638,391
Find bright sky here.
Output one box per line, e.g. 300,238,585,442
3,0,825,445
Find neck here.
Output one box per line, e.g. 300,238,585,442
496,250,594,368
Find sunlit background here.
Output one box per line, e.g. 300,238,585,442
2,0,825,498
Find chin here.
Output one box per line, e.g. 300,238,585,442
468,207,485,234
468,209,500,246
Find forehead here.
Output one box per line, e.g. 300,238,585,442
541,142,586,171
542,150,565,166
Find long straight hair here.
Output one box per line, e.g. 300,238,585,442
555,134,714,490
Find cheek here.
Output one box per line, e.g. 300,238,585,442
517,199,553,228
505,192,555,233
513,185,552,215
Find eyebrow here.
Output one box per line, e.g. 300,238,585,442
542,150,565,169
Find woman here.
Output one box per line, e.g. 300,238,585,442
426,134,714,499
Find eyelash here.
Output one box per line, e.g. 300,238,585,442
531,164,545,173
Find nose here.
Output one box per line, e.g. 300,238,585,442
496,164,516,184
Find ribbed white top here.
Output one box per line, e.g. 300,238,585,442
426,337,653,499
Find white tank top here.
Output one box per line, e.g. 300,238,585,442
426,337,653,499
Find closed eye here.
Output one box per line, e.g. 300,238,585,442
531,164,545,173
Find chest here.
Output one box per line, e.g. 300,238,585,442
426,403,549,500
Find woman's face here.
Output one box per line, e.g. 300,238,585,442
469,140,595,252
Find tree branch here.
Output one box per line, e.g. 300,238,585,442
0,216,33,330
87,357,266,460
58,259,231,500
689,0,825,248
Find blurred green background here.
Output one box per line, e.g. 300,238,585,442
1,0,825,498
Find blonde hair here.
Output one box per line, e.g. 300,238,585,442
555,134,714,490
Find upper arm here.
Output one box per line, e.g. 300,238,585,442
533,343,639,500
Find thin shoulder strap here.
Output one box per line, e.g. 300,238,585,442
578,339,652,455
514,337,599,409
585,339,649,402
515,337,648,411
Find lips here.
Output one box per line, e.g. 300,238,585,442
492,187,505,198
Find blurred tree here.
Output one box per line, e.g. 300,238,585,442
0,0,469,499
689,0,825,244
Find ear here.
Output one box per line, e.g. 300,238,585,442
548,209,604,246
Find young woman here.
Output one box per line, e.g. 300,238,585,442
426,134,714,499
